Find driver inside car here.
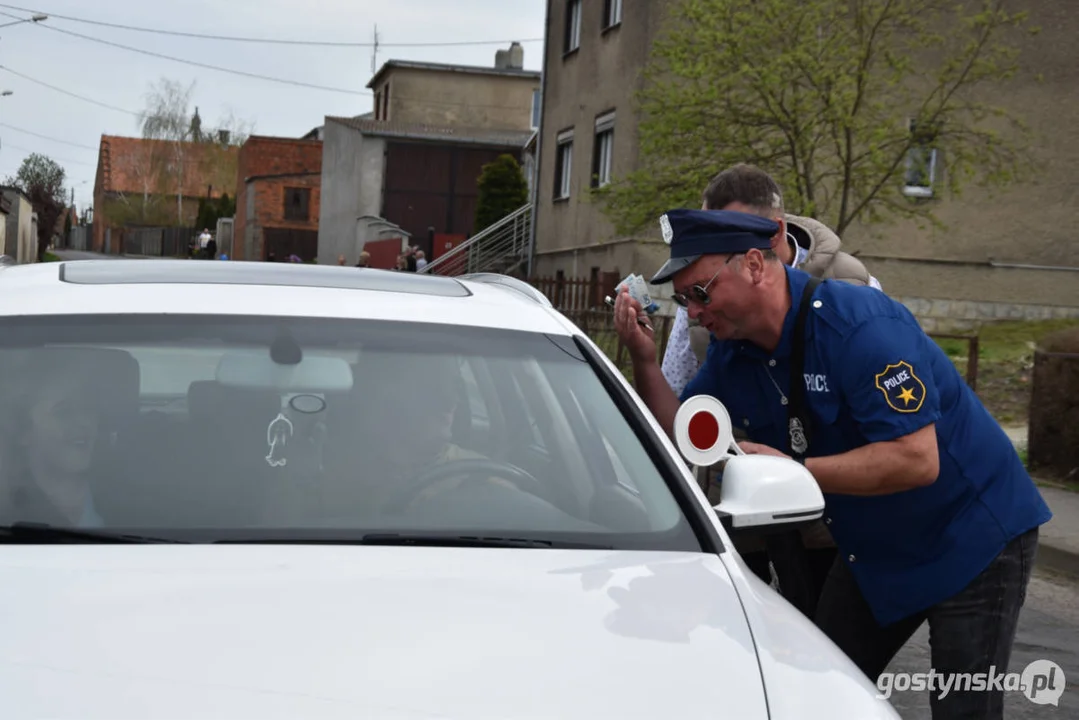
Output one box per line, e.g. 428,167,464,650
344,350,535,517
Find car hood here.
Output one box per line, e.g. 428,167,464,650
1,546,772,719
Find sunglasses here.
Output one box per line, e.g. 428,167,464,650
670,254,739,308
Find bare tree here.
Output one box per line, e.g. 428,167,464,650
139,78,197,225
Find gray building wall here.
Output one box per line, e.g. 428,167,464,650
373,69,540,132
2,190,35,264
316,119,386,265
532,0,664,279
530,0,1079,322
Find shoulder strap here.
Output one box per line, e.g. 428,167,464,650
787,276,822,460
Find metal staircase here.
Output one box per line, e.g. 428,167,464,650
419,203,532,277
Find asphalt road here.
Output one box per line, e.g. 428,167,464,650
883,568,1078,718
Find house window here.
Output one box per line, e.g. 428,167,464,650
284,187,311,221
383,82,391,121
592,111,615,188
531,89,541,130
374,91,382,120
902,119,939,198
554,129,574,200
603,0,623,29
564,0,581,54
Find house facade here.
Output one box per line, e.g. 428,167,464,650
0,187,34,264
531,0,1079,326
318,44,539,266
234,136,323,261
92,134,238,255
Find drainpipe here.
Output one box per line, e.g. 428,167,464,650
526,0,552,280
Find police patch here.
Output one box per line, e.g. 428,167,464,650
874,360,926,413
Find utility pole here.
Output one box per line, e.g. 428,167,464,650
371,24,380,74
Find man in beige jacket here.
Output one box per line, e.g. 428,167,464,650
660,163,881,615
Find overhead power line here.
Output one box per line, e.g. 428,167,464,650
0,121,97,150
1,141,96,167
0,3,543,48
2,12,364,95
0,65,541,117
0,64,140,116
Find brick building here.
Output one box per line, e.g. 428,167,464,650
318,43,539,265
92,135,237,254
233,136,323,261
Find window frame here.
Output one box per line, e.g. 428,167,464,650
564,0,582,55
902,118,940,199
591,111,615,189
283,187,311,222
554,128,574,201
602,0,623,30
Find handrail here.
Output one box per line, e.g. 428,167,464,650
420,203,531,276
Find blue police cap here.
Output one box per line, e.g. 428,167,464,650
650,209,779,285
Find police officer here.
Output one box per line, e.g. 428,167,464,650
660,164,881,614
613,207,1051,720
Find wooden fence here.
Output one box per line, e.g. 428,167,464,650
526,274,981,390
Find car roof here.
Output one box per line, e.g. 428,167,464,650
0,260,578,335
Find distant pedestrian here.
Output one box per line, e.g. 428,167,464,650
356,251,371,268
198,228,214,259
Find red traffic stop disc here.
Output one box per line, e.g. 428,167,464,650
688,410,719,451
673,395,735,467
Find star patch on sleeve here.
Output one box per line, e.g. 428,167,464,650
874,360,926,413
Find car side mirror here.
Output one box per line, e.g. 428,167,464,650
711,455,824,532
673,395,824,532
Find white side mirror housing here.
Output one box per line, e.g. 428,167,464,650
713,455,824,530
672,395,824,531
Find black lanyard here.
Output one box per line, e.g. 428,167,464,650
764,275,824,620
787,276,822,461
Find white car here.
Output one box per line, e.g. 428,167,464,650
0,260,899,719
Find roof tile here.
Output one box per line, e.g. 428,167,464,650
98,135,239,199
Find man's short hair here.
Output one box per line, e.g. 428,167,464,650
702,164,784,217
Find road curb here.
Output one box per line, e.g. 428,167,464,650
1035,542,1079,579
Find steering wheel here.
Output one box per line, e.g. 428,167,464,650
381,458,546,516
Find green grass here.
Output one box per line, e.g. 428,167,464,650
41,252,61,262
932,318,1079,426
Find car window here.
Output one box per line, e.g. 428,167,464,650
0,315,699,552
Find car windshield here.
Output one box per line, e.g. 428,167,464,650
0,314,700,551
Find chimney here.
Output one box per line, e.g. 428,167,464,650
508,41,524,70
217,129,231,145
495,47,510,69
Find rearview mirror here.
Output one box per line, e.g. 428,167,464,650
712,455,824,531
216,350,354,393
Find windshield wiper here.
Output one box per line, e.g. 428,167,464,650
359,533,614,550
0,522,187,544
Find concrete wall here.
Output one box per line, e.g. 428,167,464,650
531,0,664,277
316,120,386,265
373,69,539,131
2,191,34,264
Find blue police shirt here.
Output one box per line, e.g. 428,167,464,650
682,266,1052,626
